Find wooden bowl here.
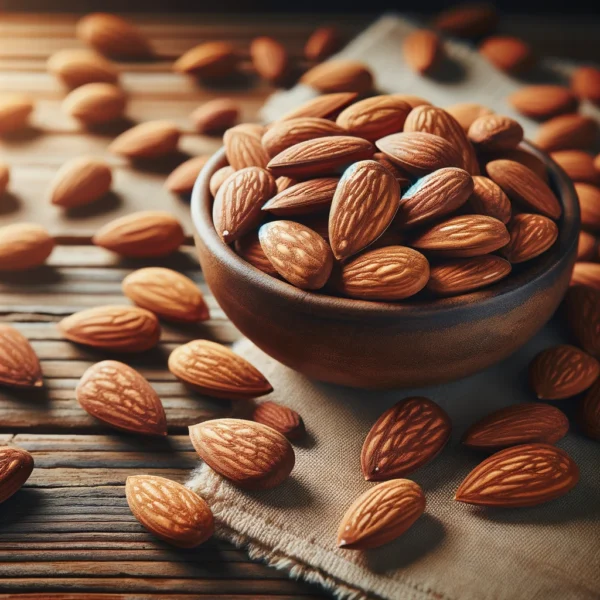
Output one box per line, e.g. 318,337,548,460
191,145,579,389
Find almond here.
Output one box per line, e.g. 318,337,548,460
122,267,209,323
126,475,214,547
551,150,598,184
577,230,597,261
191,99,239,134
262,177,338,216
329,160,401,259
252,401,305,440
109,121,180,159
304,26,341,62
165,155,210,194
396,167,473,229
0,162,9,195
275,176,297,193
433,3,498,38
229,123,265,138
462,403,569,451
0,447,34,504
391,94,432,109
300,60,373,95
76,13,152,59
427,255,511,296
213,167,276,243
508,85,578,120
411,214,509,258
60,306,161,353
468,114,523,151
485,147,548,183
402,29,443,75
77,360,167,435
455,444,579,507
334,246,430,301
571,66,600,106
174,41,239,78
467,175,512,223
535,114,598,152
224,126,270,170
49,156,112,208
486,159,562,219
262,117,345,158
376,131,461,176
0,223,54,271
47,48,119,88
576,182,600,231
445,102,494,131
93,210,185,257
580,379,600,440
335,95,411,141
564,285,600,357
0,93,34,134
337,479,425,550
267,136,375,179
361,397,451,480
571,262,600,290
0,324,43,389
478,36,533,74
62,82,126,125
529,344,600,400
250,36,289,82
234,231,280,277
169,340,272,400
259,220,333,289
372,153,412,188
278,92,358,121
209,166,235,196
501,213,558,263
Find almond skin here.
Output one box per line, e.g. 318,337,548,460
576,182,600,231
391,94,432,109
372,153,412,188
93,211,185,258
62,82,126,125
478,36,533,74
122,267,209,323
304,26,341,62
529,344,600,400
467,175,511,223
169,340,272,400
535,114,598,152
259,220,333,290
427,255,511,296
126,475,214,548
275,176,297,193
501,213,558,263
329,160,401,260
191,99,239,134
174,41,239,78
60,306,161,353
571,262,600,290
252,401,305,440
445,102,494,132
224,126,270,170
485,147,548,183
0,162,9,195
250,36,289,83
468,114,523,151
361,397,451,480
278,92,357,121
234,231,280,277
402,29,443,75
262,177,338,216
189,418,295,490
486,159,562,219
0,324,43,389
580,379,600,440
0,93,34,134
433,3,498,38
462,403,569,451
109,121,180,159
564,285,600,357
300,60,373,95
337,479,425,550
209,166,235,197
0,223,54,271
550,150,598,184
49,156,112,208
77,361,167,435
0,447,34,504
508,85,578,120
47,48,119,88
165,155,210,195
577,231,597,261
571,66,600,106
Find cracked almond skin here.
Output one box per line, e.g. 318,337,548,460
361,397,451,480
169,340,272,400
165,155,210,194
189,418,295,490
278,92,357,121
234,231,279,277
174,41,239,78
0,447,34,504
252,401,305,440
486,159,562,220
109,121,180,159
334,246,429,301
445,102,494,132
213,167,276,244
455,444,579,507
427,255,511,296
0,223,54,271
49,156,112,208
564,285,600,358
77,361,167,436
462,403,569,451
122,267,209,323
126,475,214,548
529,344,600,400
466,175,511,224
508,85,578,120
0,324,43,389
224,126,270,170
59,306,161,353
300,60,373,94
337,479,425,550
262,178,338,216
501,213,558,263
329,160,401,260
402,29,443,75
580,379,600,441
468,114,523,151
259,220,333,290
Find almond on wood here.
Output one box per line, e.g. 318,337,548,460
250,36,289,83
0,93,34,134
191,98,239,134
174,41,239,78
0,223,54,271
0,324,43,389
433,3,498,38
49,156,112,208
47,48,119,88
550,150,598,185
165,155,210,195
62,82,126,125
577,231,597,261
571,66,600,106
0,447,34,504
109,121,181,159
576,183,600,231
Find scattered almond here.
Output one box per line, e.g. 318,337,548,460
535,114,598,152
564,285,600,357
304,26,341,62
0,324,43,389
501,213,558,263
508,85,578,120
49,156,112,208
109,121,180,159
165,155,210,194
0,93,34,134
402,29,443,75
174,41,239,78
576,182,600,231
577,231,597,261
191,99,239,134
486,147,548,183
468,114,523,151
580,380,600,441
571,66,600,106
252,401,305,440
445,102,494,131
0,447,34,504
0,223,54,271
250,36,289,82
300,60,373,95
62,82,126,125
262,177,338,216
571,262,600,290
478,36,533,74
47,48,119,88
209,166,235,196
433,3,498,38
551,150,598,184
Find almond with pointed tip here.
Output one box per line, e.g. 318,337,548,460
455,444,579,507
0,447,34,504
0,93,34,134
571,66,600,106
122,267,209,323
250,36,289,82
468,114,523,151
62,82,126,125
224,126,270,170
165,155,210,194
564,285,600,358
372,153,412,188
501,213,558,263
571,262,600,290
262,177,338,216
467,175,511,223
191,99,239,134
77,360,167,435
234,231,280,277
174,41,239,78
304,26,341,61
580,379,600,440
535,114,598,152
0,223,54,271
402,29,443,75
49,156,112,208
0,324,43,389
551,150,598,185
189,418,294,489
300,60,373,94
486,147,548,183
252,401,305,440
478,36,533,74
209,166,235,196
47,48,119,88
337,479,425,550
279,92,358,122
445,102,494,131
508,85,578,120
109,121,180,159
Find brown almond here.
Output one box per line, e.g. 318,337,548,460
300,60,373,95
275,176,297,193
478,36,533,74
0,223,54,271
191,99,239,134
433,3,498,38
391,94,432,109
0,162,9,195
501,213,558,263
577,230,597,261
468,114,523,151
402,29,443,75
62,82,126,125
174,41,239,78
252,401,305,440
0,93,34,134
49,156,112,208
0,447,34,504
165,155,210,195
485,147,548,183
535,114,598,152
250,36,289,82
209,166,235,196
551,150,598,184
109,121,180,159
262,177,338,216
224,126,270,170
571,66,600,106
372,153,412,188
47,48,119,88
576,182,600,231
596,153,600,172
278,92,358,121
234,231,280,277
564,285,600,357
467,175,512,224
445,102,494,131
508,85,578,120
580,379,600,440
305,26,341,62
571,262,600,290
0,324,43,389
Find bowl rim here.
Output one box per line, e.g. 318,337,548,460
191,142,579,320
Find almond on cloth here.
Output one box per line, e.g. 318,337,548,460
49,157,112,208
564,285,600,358
47,48,119,88
109,121,180,159
468,114,523,151
0,93,34,134
478,36,533,74
0,447,34,504
535,114,598,152
402,29,443,75
508,85,578,120
250,36,289,83
262,177,338,217
62,82,126,125
300,60,373,95
252,401,305,440
433,3,498,38
501,213,558,263
191,98,239,134
580,379,600,441
165,155,210,194
571,66,600,106
571,262,600,290
278,92,357,121
0,324,43,389
174,41,239,78
304,26,341,62
466,175,512,224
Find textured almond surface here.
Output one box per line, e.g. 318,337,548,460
501,213,558,263
550,150,599,184
576,183,600,231
486,147,548,182
581,380,600,441
169,340,272,400
191,98,239,134
455,444,579,507
0,93,33,134
372,153,412,188
478,36,533,74
571,262,600,290
329,160,401,260
62,82,126,125
468,114,523,151
0,223,54,271
189,418,295,489
209,166,235,197
47,48,119,88
275,176,297,193
445,102,494,132
77,360,167,435
361,397,451,480
508,85,578,119
109,121,180,159
565,285,600,359
250,36,289,82
234,231,280,276
126,475,214,548
252,401,305,440
173,41,238,77
304,26,340,61
300,60,373,94
59,305,161,353
402,29,442,75
165,155,209,194
0,447,34,504
50,156,112,208
467,175,512,224
0,324,43,389
224,126,269,170
262,177,338,216
337,479,425,550
278,92,357,121
535,114,598,152
529,344,600,400
122,267,209,323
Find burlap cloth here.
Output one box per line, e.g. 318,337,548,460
188,15,600,600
